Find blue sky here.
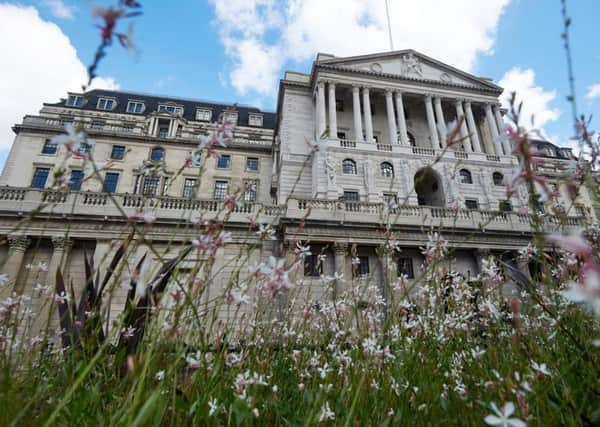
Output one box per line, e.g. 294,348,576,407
1,0,599,169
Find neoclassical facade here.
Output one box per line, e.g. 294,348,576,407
0,50,595,321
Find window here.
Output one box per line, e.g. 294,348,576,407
223,111,238,125
459,169,473,184
337,131,347,139
465,199,479,210
103,172,119,193
343,190,359,212
397,257,414,279
176,125,183,137
407,132,416,147
97,98,115,110
354,256,370,277
141,176,160,196
383,193,398,208
493,172,504,186
158,126,169,138
196,108,212,121
304,254,322,277
342,159,357,175
91,120,104,129
158,104,183,116
213,180,228,200
111,145,126,160
248,113,263,127
183,178,196,198
246,157,259,172
217,154,231,169
150,147,165,162
69,170,83,191
79,142,93,156
127,101,145,114
31,167,50,189
67,95,83,107
41,139,58,155
533,196,545,214
335,100,344,111
381,162,394,178
244,181,258,202
499,200,512,212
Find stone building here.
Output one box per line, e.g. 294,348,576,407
0,49,594,323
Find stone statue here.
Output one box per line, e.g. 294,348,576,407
363,160,374,193
325,153,336,186
478,168,493,207
401,53,423,77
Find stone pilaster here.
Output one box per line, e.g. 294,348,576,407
362,88,374,143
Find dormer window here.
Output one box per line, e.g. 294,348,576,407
223,111,238,125
127,101,145,114
196,108,212,121
67,95,83,107
97,98,115,111
158,104,184,116
248,113,263,127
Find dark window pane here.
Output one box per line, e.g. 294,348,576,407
304,254,322,277
183,178,196,198
465,199,479,210
246,157,259,171
103,173,119,193
217,155,231,169
244,181,257,202
342,159,356,174
150,147,164,161
142,176,160,196
69,170,83,191
493,172,504,186
214,181,228,200
354,256,370,277
31,167,50,189
499,200,512,212
111,145,126,160
459,169,472,184
41,139,58,155
397,257,414,279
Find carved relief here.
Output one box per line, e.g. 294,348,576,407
400,53,423,77
325,152,337,190
370,62,383,73
363,160,374,193
440,72,452,83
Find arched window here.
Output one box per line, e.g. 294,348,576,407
342,159,357,175
381,162,394,178
150,147,165,162
407,132,416,147
459,169,472,184
492,172,504,186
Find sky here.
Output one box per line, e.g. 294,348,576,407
1,0,599,169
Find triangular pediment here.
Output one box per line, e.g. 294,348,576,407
317,50,501,92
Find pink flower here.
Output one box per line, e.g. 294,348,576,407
223,195,237,211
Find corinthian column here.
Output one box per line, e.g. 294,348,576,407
362,88,374,143
455,100,471,152
464,101,482,152
493,105,511,155
395,92,409,145
316,81,326,139
433,97,447,146
352,86,364,142
328,82,338,138
485,104,501,155
424,95,439,149
0,235,31,298
385,90,398,144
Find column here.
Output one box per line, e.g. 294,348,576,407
0,235,31,298
328,82,338,138
362,87,374,143
395,92,409,146
485,104,501,156
385,90,398,144
316,81,327,139
424,95,440,148
352,86,364,142
464,101,482,152
493,105,511,155
433,97,447,146
455,100,472,152
333,242,348,298
32,236,73,336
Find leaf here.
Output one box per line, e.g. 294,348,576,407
152,245,194,295
97,231,134,302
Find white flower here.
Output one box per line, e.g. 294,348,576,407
0,273,8,287
484,402,526,427
155,370,165,381
208,398,219,416
531,361,551,376
318,401,335,422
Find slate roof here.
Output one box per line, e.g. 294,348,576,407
530,138,574,159
46,89,277,130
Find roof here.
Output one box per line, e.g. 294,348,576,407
46,89,278,130
530,138,575,159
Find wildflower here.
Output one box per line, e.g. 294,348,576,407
252,408,259,418
54,291,69,304
122,326,136,338
208,398,219,416
155,370,165,381
531,361,551,376
255,223,277,240
128,211,156,224
223,194,237,211
484,402,526,427
224,288,250,305
186,352,202,369
295,242,312,258
318,401,335,422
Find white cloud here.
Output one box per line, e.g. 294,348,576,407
586,83,600,100
209,0,512,98
0,4,118,151
41,0,76,20
498,67,560,131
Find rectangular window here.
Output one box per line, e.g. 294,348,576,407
217,154,231,169
337,131,347,139
465,199,479,210
343,191,360,211
397,257,414,279
304,254,322,277
183,178,196,198
41,139,58,155
499,200,512,212
248,113,263,127
244,181,257,202
67,95,83,107
69,170,83,191
158,126,169,138
383,193,398,207
223,111,238,125
246,157,259,172
158,104,184,116
142,176,160,196
335,100,344,111
354,256,370,277
196,108,212,121
126,101,144,114
31,167,50,189
111,145,126,160
80,142,93,155
213,180,228,200
103,172,119,193
97,98,115,111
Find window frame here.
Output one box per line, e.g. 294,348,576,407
213,180,229,201
182,178,197,198
465,199,479,210
459,169,473,184
304,254,322,277
96,97,116,111
248,113,263,127
222,111,238,125
67,94,84,107
342,159,357,175
380,162,394,178
150,147,165,162
499,200,512,212
217,154,231,170
126,101,145,114
103,172,120,193
246,157,259,172
492,172,504,186
354,256,370,277
31,167,50,189
69,170,84,191
397,257,414,279
195,108,212,122
110,145,126,160
158,104,184,116
41,139,58,155
243,180,258,202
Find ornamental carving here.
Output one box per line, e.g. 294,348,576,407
370,62,383,73
400,53,423,77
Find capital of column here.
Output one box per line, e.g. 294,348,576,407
316,80,326,89
8,235,31,252
352,85,361,93
51,236,73,252
385,89,394,97
333,242,348,255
